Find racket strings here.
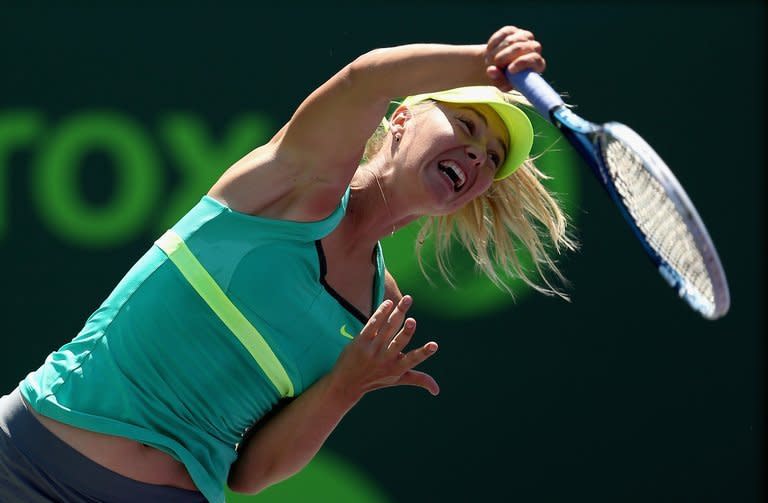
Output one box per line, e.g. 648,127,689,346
603,139,715,307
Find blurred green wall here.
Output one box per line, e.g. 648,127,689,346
1,3,763,502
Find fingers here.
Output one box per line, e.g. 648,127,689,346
485,25,546,78
506,52,546,75
495,40,542,67
395,370,440,396
373,295,412,351
399,341,438,374
359,299,394,340
485,27,535,64
387,317,416,354
487,26,534,53
341,295,441,398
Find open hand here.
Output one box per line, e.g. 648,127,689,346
329,296,439,401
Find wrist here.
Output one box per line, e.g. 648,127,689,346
322,369,365,410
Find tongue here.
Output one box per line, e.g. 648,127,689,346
443,173,458,191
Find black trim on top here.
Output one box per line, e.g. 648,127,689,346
315,240,370,324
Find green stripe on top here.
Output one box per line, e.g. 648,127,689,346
155,230,295,398
19,186,386,503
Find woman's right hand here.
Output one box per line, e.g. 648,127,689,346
484,25,546,91
328,296,440,402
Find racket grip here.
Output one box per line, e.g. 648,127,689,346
506,69,565,120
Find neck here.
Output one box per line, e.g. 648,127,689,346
328,161,416,257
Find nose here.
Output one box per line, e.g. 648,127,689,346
465,144,487,168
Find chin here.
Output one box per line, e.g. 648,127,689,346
427,200,466,217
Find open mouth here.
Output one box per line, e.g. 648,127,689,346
438,160,467,192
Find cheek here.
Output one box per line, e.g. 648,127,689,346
471,176,494,197
412,118,458,151
414,133,455,156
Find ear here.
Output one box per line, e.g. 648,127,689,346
388,105,412,141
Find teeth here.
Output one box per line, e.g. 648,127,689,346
438,161,466,191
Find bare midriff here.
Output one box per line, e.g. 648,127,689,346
21,396,198,491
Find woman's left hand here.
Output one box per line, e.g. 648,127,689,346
484,25,546,91
327,296,440,403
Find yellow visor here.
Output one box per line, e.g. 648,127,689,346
402,86,534,180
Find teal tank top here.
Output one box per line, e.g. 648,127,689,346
19,188,386,503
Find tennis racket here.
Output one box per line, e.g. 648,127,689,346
507,69,730,320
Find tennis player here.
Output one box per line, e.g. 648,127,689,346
0,25,573,502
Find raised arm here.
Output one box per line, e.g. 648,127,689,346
276,43,489,178
209,26,543,220
227,296,438,495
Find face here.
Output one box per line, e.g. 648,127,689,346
391,101,510,215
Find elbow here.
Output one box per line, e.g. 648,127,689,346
348,48,383,76
227,482,259,496
227,462,271,495
228,461,302,495
343,54,366,91
227,476,266,496
226,472,251,495
227,481,249,495
346,48,396,100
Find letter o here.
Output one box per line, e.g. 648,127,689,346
33,112,160,248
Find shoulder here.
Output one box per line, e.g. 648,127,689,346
208,140,352,222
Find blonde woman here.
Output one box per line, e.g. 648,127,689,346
1,25,572,503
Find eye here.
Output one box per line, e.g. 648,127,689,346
457,117,475,134
489,151,501,170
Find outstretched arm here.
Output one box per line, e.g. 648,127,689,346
209,26,544,221
227,296,438,495
281,26,543,176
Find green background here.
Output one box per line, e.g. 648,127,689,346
1,3,763,502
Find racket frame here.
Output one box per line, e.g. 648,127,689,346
507,70,730,319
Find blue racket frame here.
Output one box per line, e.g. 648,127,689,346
506,70,730,319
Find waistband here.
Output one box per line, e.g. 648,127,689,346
1,387,207,503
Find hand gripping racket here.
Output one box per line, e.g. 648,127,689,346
507,70,730,319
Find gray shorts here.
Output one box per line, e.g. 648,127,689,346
0,387,208,503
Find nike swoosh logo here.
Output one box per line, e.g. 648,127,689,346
339,324,354,340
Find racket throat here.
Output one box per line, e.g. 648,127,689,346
553,107,600,135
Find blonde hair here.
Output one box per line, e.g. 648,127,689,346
363,93,577,299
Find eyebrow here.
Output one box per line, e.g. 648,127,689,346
459,107,509,162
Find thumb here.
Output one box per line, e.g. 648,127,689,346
395,370,440,396
486,66,513,92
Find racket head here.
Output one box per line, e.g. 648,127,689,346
595,122,730,319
